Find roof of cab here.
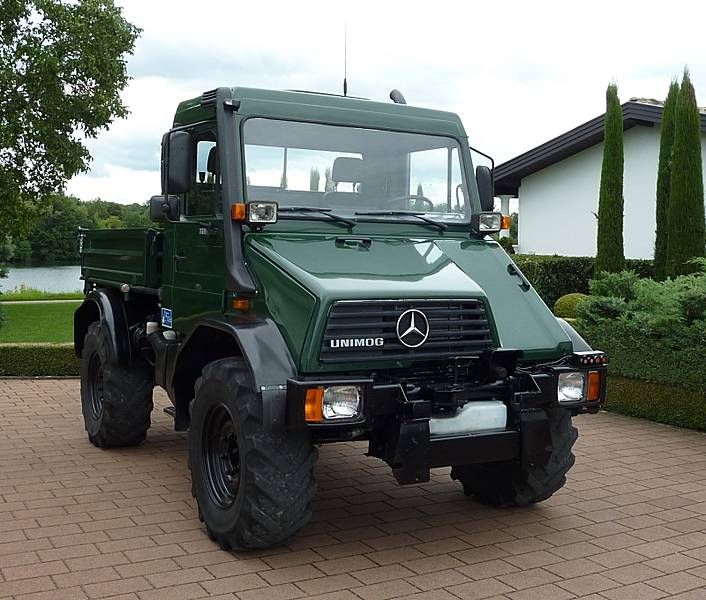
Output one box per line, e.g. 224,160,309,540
174,87,467,139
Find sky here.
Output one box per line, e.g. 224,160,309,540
66,0,706,205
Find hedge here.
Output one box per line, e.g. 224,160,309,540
605,376,705,431
0,343,79,376
576,320,704,391
513,255,654,308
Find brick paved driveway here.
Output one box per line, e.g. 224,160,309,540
2,379,706,600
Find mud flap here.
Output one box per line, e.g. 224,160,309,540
520,409,552,469
392,420,431,485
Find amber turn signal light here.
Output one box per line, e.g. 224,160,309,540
231,203,246,221
587,370,601,401
305,387,324,422
501,215,512,230
231,298,251,311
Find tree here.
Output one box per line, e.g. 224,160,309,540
666,69,706,277
0,0,140,239
324,167,335,192
309,168,321,192
27,195,92,263
654,80,680,280
595,83,625,274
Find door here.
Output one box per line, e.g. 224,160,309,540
161,129,226,334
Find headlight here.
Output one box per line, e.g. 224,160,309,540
247,201,278,224
557,372,586,403
323,385,361,419
472,212,503,233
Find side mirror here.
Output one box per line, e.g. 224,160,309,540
150,195,180,223
165,131,193,194
476,165,495,212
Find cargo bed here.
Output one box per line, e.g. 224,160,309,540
79,228,163,291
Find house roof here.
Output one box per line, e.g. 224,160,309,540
494,99,706,195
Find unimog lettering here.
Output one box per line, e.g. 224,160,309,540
74,86,607,551
329,337,384,348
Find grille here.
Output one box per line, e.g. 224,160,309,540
320,299,493,364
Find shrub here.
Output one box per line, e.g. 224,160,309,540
553,293,588,318
512,255,653,308
605,376,705,431
589,270,640,301
0,343,79,376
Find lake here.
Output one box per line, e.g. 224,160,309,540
1,265,82,293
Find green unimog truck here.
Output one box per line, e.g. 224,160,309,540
74,86,607,550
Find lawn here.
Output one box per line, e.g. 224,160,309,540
0,288,83,301
0,301,79,343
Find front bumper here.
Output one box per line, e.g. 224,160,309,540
287,351,607,484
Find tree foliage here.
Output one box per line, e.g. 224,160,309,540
654,80,680,280
0,0,140,239
309,168,320,191
666,69,706,277
595,83,625,274
10,194,150,264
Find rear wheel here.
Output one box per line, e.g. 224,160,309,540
80,321,154,447
189,358,317,550
451,407,577,506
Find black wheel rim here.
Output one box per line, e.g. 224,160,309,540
203,404,240,509
87,353,104,420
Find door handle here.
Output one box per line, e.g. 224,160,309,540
174,253,187,262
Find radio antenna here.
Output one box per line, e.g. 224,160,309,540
343,23,348,97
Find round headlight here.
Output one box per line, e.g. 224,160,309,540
558,372,585,403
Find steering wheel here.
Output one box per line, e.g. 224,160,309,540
390,194,434,211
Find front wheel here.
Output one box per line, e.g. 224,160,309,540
451,407,577,506
189,358,317,550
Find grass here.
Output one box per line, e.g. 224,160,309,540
0,301,79,343
0,287,83,301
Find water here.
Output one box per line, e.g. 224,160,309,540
1,265,82,293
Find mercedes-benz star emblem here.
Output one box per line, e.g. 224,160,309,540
396,309,430,348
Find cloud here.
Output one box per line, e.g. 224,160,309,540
67,0,706,203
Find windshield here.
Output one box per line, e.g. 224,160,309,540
242,119,470,224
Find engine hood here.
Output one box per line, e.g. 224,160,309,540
245,233,572,372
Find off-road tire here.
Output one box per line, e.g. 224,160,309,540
451,407,577,507
80,321,154,448
189,358,317,550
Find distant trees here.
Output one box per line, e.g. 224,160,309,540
665,69,706,277
324,168,335,192
309,168,321,191
595,83,625,274
654,80,680,280
10,195,150,264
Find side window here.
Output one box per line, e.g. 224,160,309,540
185,134,220,217
409,147,463,214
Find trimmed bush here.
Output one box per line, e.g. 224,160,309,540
0,343,79,376
605,376,705,431
512,255,653,308
553,293,588,318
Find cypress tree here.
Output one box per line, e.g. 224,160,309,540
595,83,625,274
654,80,680,280
666,69,706,277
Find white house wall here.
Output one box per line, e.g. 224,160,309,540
517,125,706,259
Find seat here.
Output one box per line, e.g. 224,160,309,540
323,157,366,209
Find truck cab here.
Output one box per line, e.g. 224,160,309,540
74,87,607,550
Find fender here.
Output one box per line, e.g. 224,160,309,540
73,288,131,367
556,317,592,352
169,317,296,432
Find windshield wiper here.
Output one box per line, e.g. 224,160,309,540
279,206,356,227
355,210,448,231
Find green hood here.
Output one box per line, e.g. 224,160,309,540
246,233,572,372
